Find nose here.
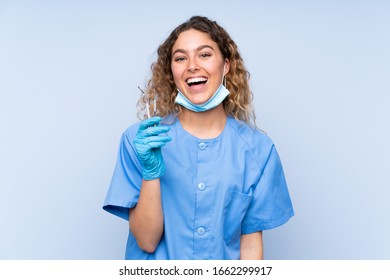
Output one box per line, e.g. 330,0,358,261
187,58,200,72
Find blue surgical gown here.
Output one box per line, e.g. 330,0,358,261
103,115,294,259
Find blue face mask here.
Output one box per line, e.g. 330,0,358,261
175,64,229,112
175,84,229,112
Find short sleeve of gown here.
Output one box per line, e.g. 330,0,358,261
241,145,294,234
103,132,142,221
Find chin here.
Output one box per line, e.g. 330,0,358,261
187,93,212,104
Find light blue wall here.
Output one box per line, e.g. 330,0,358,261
1,0,389,259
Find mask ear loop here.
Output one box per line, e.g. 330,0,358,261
222,63,227,88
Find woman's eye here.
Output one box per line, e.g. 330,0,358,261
200,53,211,58
174,56,186,62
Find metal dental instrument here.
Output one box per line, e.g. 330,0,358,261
153,98,157,117
138,86,151,119
138,86,163,131
146,100,151,119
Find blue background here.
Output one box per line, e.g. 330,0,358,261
1,0,389,259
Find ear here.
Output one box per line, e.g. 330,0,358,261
224,59,230,75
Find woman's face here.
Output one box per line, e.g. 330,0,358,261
171,29,229,105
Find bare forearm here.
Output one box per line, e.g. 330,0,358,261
240,232,263,260
129,179,164,253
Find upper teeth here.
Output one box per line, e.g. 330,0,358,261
187,77,207,84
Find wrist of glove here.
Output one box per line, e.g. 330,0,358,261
133,117,171,180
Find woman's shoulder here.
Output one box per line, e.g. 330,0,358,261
123,121,141,137
227,117,274,147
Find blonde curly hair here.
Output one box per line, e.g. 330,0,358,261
138,16,256,127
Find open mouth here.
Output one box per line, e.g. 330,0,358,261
186,77,208,87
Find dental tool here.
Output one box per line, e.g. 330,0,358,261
153,98,157,117
138,86,151,119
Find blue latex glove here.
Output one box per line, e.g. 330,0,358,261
133,116,172,180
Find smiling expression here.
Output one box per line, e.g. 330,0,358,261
171,29,230,105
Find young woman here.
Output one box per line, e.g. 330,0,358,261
103,16,294,260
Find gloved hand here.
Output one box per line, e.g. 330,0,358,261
133,116,172,180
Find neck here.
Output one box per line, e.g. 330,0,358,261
178,104,227,139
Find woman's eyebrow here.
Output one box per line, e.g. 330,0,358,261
196,44,214,52
172,45,215,56
172,48,187,56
